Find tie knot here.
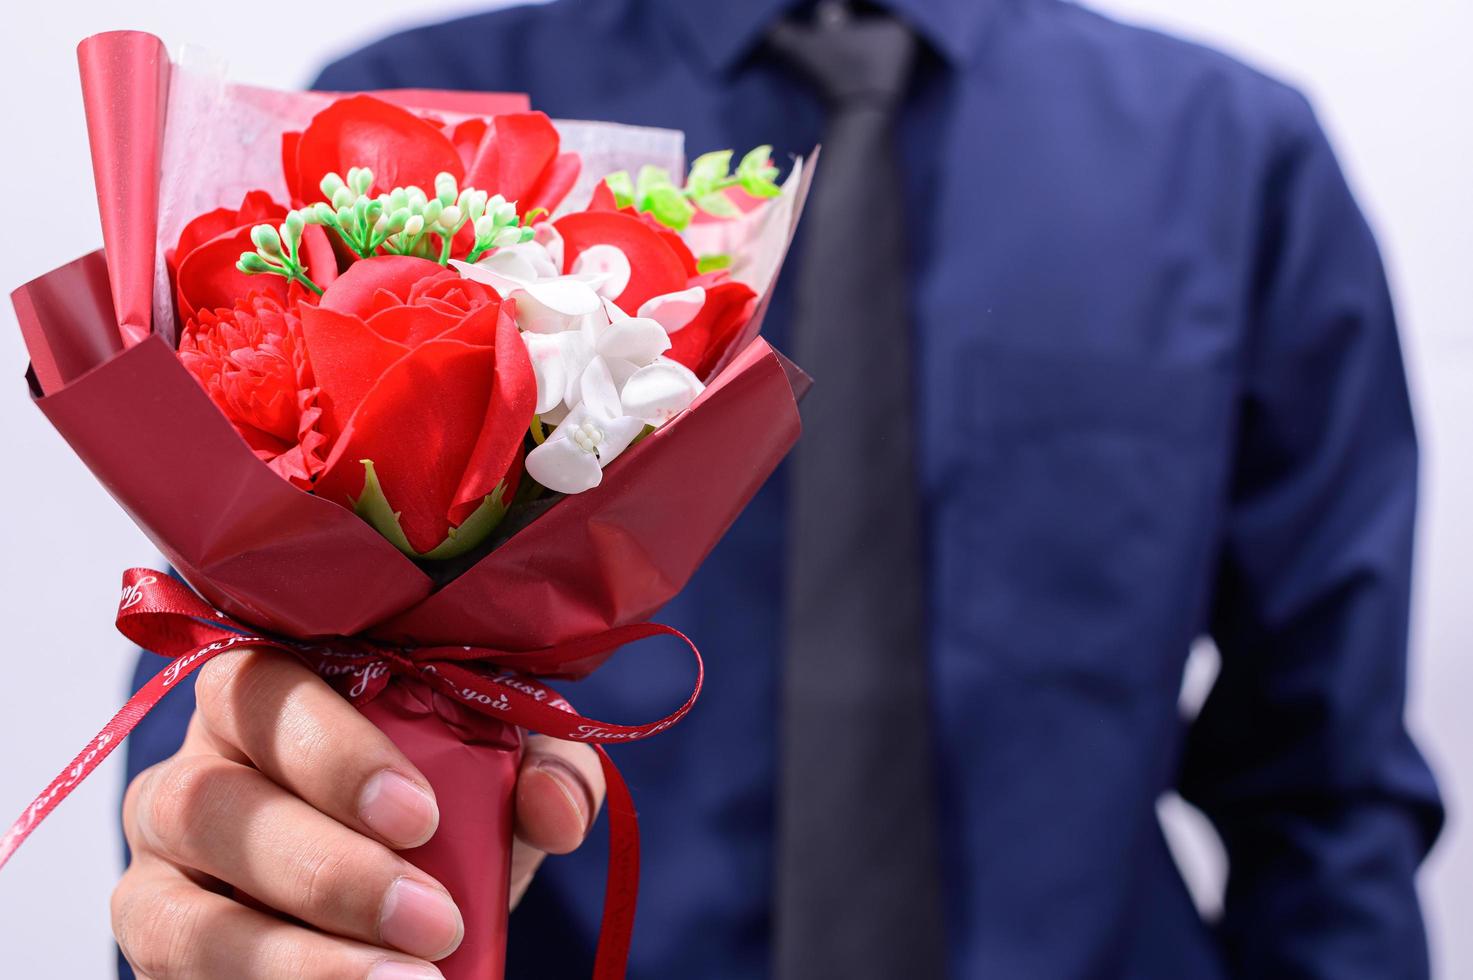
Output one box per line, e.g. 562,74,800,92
768,5,917,109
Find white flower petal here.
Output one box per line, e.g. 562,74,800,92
534,221,565,269
571,244,632,298
494,240,560,279
521,277,606,318
579,357,624,421
450,258,528,298
637,286,706,334
604,356,642,392
526,433,604,494
601,296,628,322
598,415,647,466
620,358,705,427
598,316,671,364
522,332,573,416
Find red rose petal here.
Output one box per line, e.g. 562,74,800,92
366,305,462,348
319,255,449,318
281,131,303,203
298,304,410,439
171,190,285,278
449,304,536,520
587,180,618,212
668,279,757,379
554,210,691,314
315,339,508,554
466,112,557,203
176,225,289,326
523,150,581,216
450,117,488,172
294,95,464,205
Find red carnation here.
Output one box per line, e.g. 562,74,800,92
178,295,326,488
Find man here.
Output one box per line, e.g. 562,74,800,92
115,0,1443,977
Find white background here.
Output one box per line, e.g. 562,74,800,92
0,1,1468,976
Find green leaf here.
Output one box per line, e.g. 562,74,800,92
645,185,696,231
603,171,636,210
735,144,782,198
692,190,741,219
351,459,512,561
696,253,733,274
686,149,733,196
634,164,676,209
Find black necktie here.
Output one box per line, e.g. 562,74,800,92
770,6,946,978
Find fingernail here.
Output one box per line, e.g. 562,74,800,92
360,771,439,848
380,878,464,961
535,757,594,832
368,962,444,980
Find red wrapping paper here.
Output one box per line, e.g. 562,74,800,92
6,31,812,978
360,687,522,978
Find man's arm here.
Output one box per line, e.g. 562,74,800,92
1180,93,1443,979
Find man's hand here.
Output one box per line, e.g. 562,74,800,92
113,647,605,979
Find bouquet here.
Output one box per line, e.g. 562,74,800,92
3,31,811,978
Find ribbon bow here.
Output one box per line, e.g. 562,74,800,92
2,569,705,979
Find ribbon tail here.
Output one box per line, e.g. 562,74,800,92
592,745,639,980
0,635,253,870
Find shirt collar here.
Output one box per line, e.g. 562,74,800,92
656,0,997,75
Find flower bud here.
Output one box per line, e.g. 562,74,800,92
406,186,428,210
250,224,282,256
237,251,272,273
337,206,356,227
474,214,496,243
386,208,410,234
284,210,306,239
350,167,374,195
493,227,523,248
435,172,458,206
438,204,462,230
319,172,345,200
311,202,336,224
465,190,488,222
404,214,425,237
332,186,356,210
387,187,409,212
422,199,444,226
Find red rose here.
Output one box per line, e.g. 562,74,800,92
283,95,579,217
172,191,339,328
178,294,326,489
555,208,756,378
304,256,536,557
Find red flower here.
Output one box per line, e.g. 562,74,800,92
555,208,756,378
668,276,758,379
179,295,326,488
283,95,579,217
172,191,339,328
304,256,536,556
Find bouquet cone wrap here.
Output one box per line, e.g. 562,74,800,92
4,31,813,979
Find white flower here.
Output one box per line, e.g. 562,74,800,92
525,312,706,494
454,239,708,493
524,359,647,494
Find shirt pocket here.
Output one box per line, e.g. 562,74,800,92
933,341,1233,691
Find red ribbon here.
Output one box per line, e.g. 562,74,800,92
0,568,704,980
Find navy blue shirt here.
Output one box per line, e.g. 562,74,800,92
125,1,1443,977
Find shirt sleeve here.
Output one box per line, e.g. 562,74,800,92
1179,92,1443,979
